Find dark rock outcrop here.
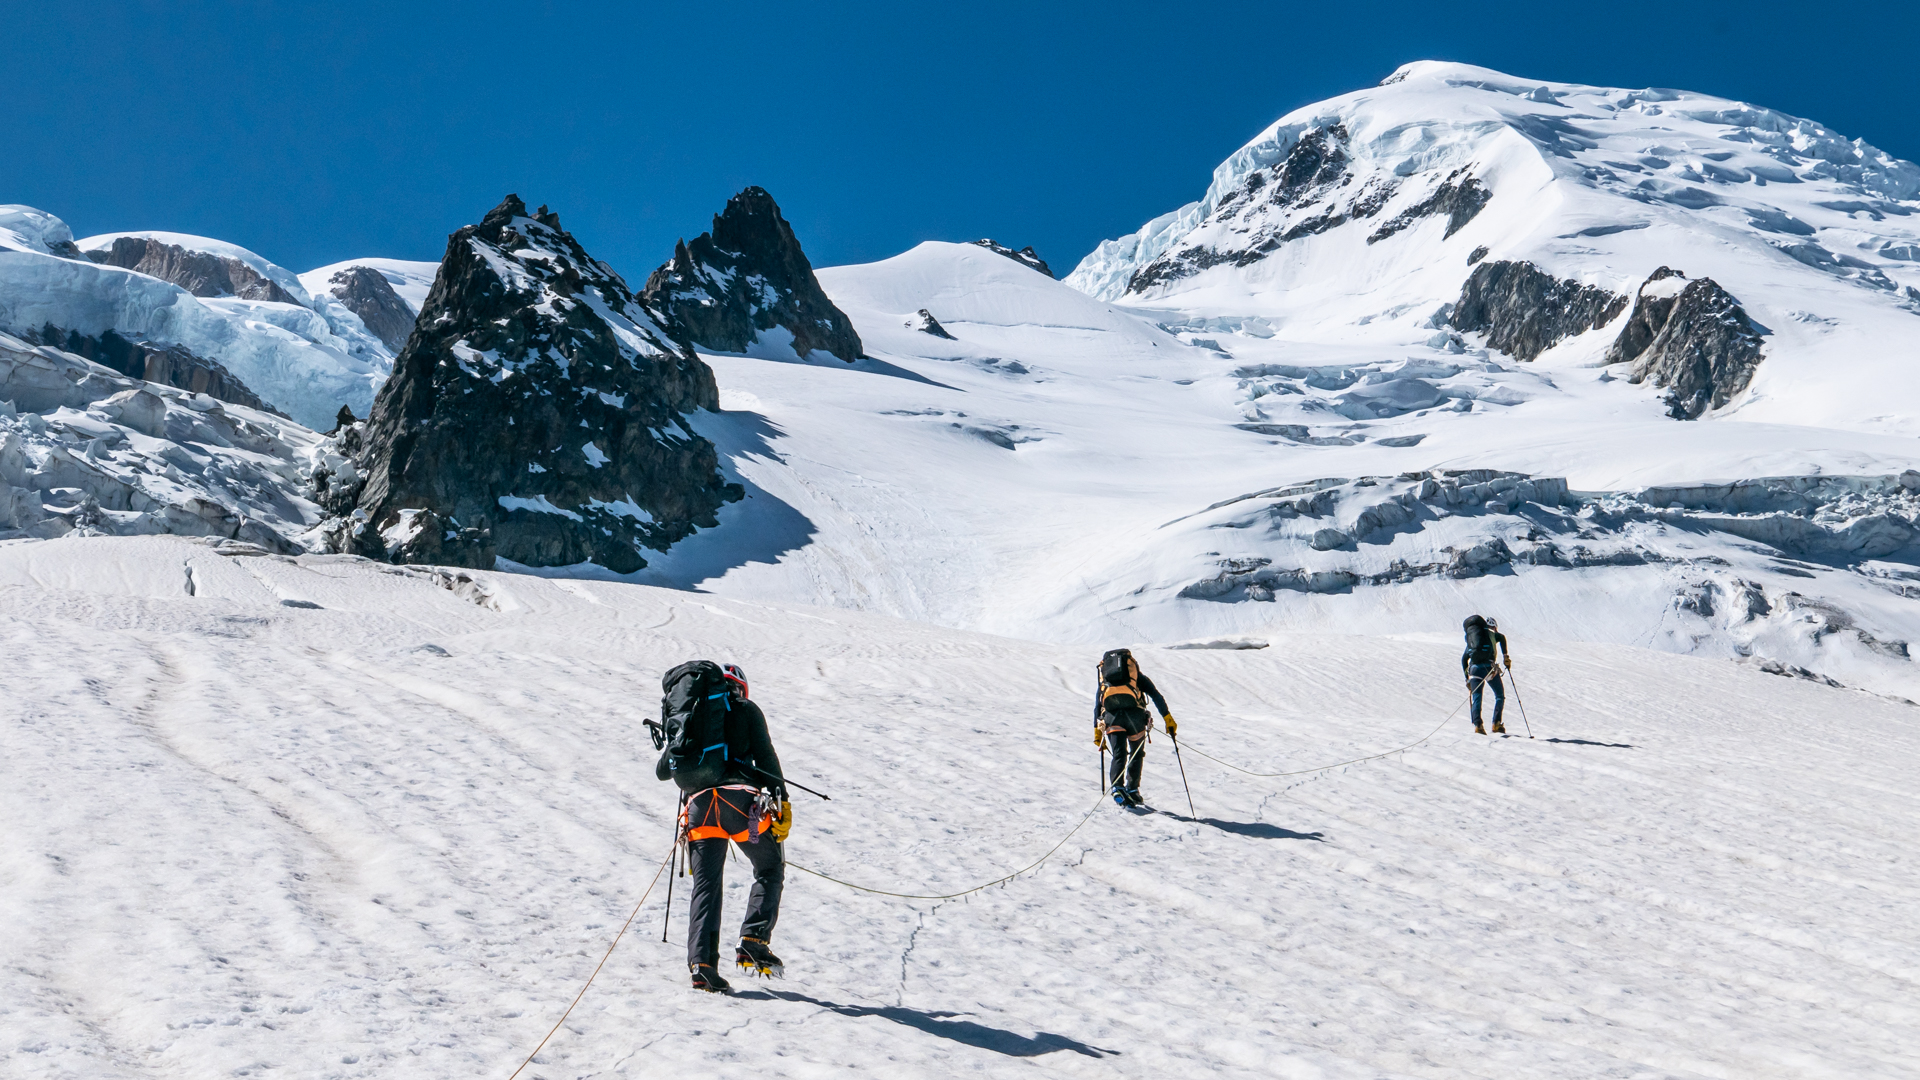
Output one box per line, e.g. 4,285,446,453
1449,260,1629,361
24,324,285,416
1127,125,1373,294
86,237,300,305
970,239,1054,278
1367,168,1492,244
324,266,418,352
907,309,955,339
339,195,739,572
1603,267,1766,419
642,187,863,363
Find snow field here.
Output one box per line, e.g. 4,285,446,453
3,536,1916,1078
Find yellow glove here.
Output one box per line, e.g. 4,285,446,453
770,800,792,843
1095,725,1106,748
1505,657,1514,671
1163,715,1177,737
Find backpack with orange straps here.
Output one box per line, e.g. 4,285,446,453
1098,648,1141,711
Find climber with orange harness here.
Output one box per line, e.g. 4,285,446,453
1094,648,1177,808
653,661,792,992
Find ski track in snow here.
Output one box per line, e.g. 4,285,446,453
2,536,1916,1078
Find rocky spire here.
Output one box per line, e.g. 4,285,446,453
332,195,739,571
642,187,863,362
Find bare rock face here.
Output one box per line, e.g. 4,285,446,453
641,187,863,363
1604,267,1766,419
86,237,300,305
336,195,739,573
324,266,417,352
1449,260,1628,361
969,239,1054,278
907,309,955,339
23,325,285,416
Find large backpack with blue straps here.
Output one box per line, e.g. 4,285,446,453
655,660,734,792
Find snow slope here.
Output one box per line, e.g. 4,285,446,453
605,238,1920,700
2,536,1916,1079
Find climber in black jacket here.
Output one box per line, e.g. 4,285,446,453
1094,648,1176,807
680,663,791,991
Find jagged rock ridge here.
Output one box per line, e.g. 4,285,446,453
642,187,863,363
86,236,300,304
329,195,738,572
969,240,1054,278
1605,267,1767,419
322,266,417,352
1448,260,1628,361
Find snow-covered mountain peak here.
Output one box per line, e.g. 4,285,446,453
1067,62,1920,315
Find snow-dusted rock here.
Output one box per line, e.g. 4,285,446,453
316,264,417,352
642,187,863,363
968,239,1054,278
1448,260,1627,361
1604,268,1766,418
336,195,738,572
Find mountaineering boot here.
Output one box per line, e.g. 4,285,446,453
1492,720,1507,734
1124,787,1144,808
736,937,785,978
690,963,733,993
1113,788,1129,806
1473,722,1487,735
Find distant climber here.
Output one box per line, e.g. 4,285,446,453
653,661,792,992
1094,648,1177,807
1462,615,1512,734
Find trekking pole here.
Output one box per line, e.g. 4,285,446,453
1099,736,1107,796
1506,665,1535,738
661,793,685,942
1169,730,1197,819
739,762,831,801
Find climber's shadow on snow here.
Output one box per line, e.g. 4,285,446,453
1543,737,1636,749
736,990,1118,1058
1162,813,1326,841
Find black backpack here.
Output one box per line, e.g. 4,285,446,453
654,660,734,792
1463,615,1496,664
1099,648,1140,710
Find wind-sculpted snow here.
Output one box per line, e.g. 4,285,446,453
3,537,1919,1078
0,332,327,549
0,209,395,428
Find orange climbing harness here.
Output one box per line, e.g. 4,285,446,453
680,785,774,842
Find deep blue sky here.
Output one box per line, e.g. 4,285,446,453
5,2,1914,281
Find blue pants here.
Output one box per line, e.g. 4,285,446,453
1468,663,1505,727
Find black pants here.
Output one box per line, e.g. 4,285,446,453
1103,708,1149,794
684,789,785,969
1468,663,1505,727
